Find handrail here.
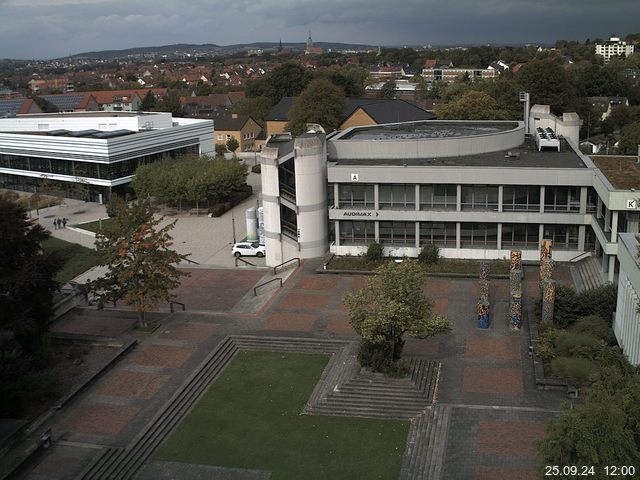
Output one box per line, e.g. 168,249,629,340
273,257,300,275
568,251,592,263
235,256,256,267
183,257,200,265
254,278,283,296
169,300,185,313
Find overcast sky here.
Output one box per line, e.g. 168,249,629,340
0,0,638,60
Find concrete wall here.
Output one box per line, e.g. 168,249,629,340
528,105,580,147
614,233,640,365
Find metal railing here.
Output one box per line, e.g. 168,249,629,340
235,256,256,267
183,257,200,265
568,251,592,263
273,257,300,275
254,278,283,296
169,301,185,313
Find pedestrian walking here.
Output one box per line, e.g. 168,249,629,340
62,218,67,228
53,218,59,229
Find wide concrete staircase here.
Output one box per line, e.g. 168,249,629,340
76,336,348,480
398,404,452,480
306,356,440,420
573,256,607,291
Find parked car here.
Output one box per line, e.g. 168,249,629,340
232,241,266,257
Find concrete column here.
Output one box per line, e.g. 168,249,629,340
540,186,545,213
375,221,380,242
608,255,616,282
611,211,619,242
539,224,545,246
579,186,587,215
333,183,339,209
457,184,462,212
374,184,379,210
456,222,461,249
335,220,341,246
578,225,586,251
415,184,420,211
260,146,283,267
415,222,420,248
605,208,611,233
497,223,502,250
498,185,503,213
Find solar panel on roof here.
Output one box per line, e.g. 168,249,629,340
68,129,101,137
43,95,84,109
91,129,134,139
47,129,71,136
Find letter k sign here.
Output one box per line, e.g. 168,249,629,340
627,199,637,209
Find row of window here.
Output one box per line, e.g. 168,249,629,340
0,146,199,181
338,221,581,250
333,184,596,213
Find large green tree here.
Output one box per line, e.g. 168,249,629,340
88,198,189,327
537,368,640,476
435,90,508,120
286,78,346,135
246,62,313,104
0,198,61,416
618,122,640,155
519,58,577,114
343,261,451,373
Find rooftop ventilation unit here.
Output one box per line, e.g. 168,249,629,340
535,127,560,151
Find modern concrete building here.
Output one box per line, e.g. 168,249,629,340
0,111,214,203
595,36,635,63
259,107,638,281
614,233,640,365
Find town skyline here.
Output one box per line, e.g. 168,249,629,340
0,0,638,60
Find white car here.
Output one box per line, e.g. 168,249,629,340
232,241,266,258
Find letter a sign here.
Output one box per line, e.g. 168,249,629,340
351,173,359,182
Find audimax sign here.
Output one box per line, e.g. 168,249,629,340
343,211,379,217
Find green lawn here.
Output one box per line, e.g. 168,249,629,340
73,218,112,233
42,237,101,283
156,351,409,480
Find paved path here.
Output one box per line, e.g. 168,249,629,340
14,258,573,480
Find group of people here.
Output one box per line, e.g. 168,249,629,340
53,217,67,229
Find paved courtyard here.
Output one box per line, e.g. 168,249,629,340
14,257,573,480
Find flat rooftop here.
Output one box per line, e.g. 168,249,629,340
337,121,519,141
330,136,587,169
591,155,640,190
15,111,158,118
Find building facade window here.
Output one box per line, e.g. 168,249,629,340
379,184,416,209
501,223,539,248
586,187,598,213
544,186,580,212
420,184,457,210
339,220,375,245
379,221,416,245
419,222,456,247
502,185,540,211
461,185,499,211
338,184,374,208
460,223,498,248
543,224,579,249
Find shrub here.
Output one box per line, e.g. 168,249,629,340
366,242,383,262
554,331,605,360
358,340,409,376
418,244,439,265
251,164,261,174
550,356,599,387
209,204,227,217
535,325,559,362
539,283,618,328
569,315,616,345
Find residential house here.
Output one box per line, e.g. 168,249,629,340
39,93,100,112
214,113,262,152
0,97,42,116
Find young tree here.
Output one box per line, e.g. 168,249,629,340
286,78,346,135
378,78,397,99
87,198,189,327
343,261,451,373
226,136,239,153
139,90,157,111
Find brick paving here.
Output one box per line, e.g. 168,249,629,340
130,344,196,368
97,370,171,399
263,311,318,332
60,404,140,436
463,367,524,396
476,420,546,457
465,337,521,360
22,260,574,480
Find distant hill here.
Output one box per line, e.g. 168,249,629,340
64,41,376,60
